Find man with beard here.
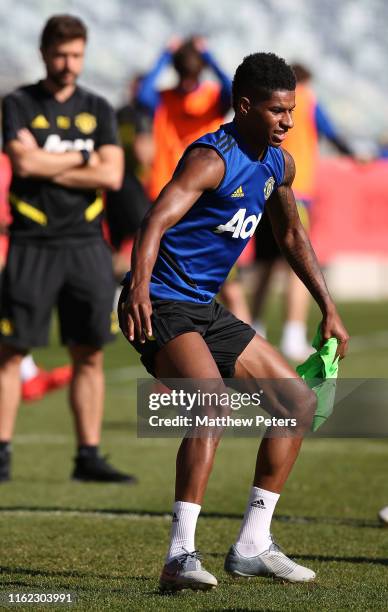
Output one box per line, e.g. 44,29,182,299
0,14,135,484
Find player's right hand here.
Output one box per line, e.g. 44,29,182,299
88,151,100,167
320,308,350,360
122,288,153,344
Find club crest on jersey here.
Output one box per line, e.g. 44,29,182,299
264,176,275,200
75,112,97,134
214,208,262,239
31,114,50,129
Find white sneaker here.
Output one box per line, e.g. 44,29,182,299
280,322,313,362
280,338,313,362
378,506,388,524
160,548,218,592
224,538,316,583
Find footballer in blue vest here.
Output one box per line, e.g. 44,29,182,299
119,52,349,593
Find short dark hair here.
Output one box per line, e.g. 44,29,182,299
172,39,204,76
232,52,296,109
40,14,87,50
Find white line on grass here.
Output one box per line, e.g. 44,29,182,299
0,509,171,521
0,509,379,529
13,434,136,445
14,434,71,444
105,366,149,382
104,331,388,386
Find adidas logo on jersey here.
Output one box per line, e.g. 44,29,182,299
31,114,50,129
250,498,266,509
214,208,262,239
231,185,244,198
172,512,179,523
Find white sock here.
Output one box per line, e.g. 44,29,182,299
235,487,280,557
20,355,39,382
281,321,307,346
166,501,201,562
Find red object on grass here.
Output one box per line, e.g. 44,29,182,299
22,365,73,402
22,369,50,402
47,365,73,391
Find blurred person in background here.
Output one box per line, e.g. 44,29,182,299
0,14,136,484
377,133,388,159
252,63,354,360
0,151,12,275
0,148,71,402
137,35,231,201
138,35,251,322
105,75,153,282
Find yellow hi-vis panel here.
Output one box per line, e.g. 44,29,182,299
9,193,48,225
84,195,104,222
10,193,103,226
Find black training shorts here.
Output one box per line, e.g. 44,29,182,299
0,240,117,350
118,283,256,378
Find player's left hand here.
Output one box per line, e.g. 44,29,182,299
17,128,38,150
321,308,350,360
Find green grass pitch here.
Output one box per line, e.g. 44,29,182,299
0,300,387,610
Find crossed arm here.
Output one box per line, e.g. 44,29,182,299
6,128,123,191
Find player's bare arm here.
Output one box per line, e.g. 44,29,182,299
123,147,225,343
52,145,124,190
266,149,349,357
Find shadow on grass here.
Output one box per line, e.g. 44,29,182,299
0,565,151,582
101,420,136,431
207,552,388,567
294,553,388,566
0,506,382,529
0,568,159,601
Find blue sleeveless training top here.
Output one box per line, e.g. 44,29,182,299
148,121,285,302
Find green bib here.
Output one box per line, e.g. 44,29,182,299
297,326,339,432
